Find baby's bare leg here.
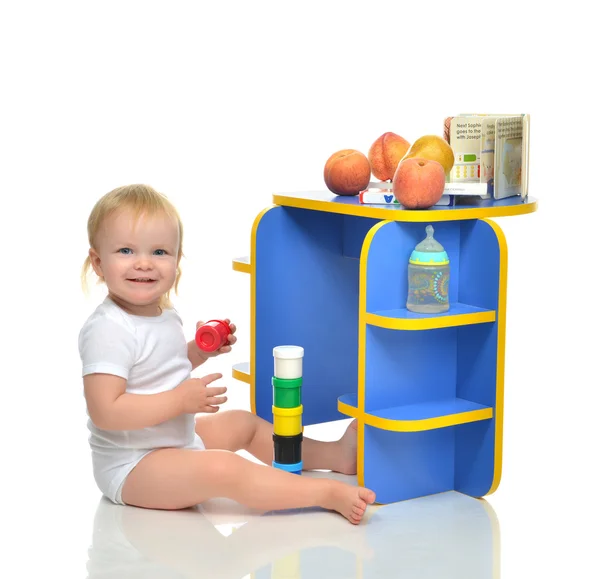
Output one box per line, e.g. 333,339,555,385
195,410,357,474
120,448,375,524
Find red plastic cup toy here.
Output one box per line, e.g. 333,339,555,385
195,319,231,353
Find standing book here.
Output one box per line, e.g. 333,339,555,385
444,113,530,199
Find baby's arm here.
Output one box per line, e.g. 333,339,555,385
84,372,227,430
187,341,208,371
84,374,183,430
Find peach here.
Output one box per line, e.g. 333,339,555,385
324,149,371,196
368,132,411,181
392,157,445,209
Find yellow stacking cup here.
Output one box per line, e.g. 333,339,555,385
272,405,303,436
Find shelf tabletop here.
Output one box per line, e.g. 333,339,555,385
273,191,538,222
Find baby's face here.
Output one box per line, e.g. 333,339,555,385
90,209,180,316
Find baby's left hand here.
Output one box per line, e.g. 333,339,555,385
196,319,237,357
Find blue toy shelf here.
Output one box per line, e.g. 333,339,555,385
233,191,537,504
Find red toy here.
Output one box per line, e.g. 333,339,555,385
195,319,231,353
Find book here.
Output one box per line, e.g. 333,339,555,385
444,113,530,200
358,189,454,206
358,182,491,207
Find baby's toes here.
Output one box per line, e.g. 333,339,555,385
353,505,365,517
359,488,376,504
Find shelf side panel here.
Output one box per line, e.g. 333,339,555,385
455,219,504,495
455,323,498,494
456,323,498,408
254,207,370,425
458,220,501,310
454,419,496,496
343,214,380,259
363,426,455,504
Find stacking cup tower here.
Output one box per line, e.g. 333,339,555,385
272,346,304,475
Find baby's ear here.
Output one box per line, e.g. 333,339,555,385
89,248,103,277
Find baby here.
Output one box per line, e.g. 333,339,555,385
79,184,375,524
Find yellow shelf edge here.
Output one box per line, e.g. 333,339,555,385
356,219,390,488
232,362,251,385
338,399,360,419
364,407,494,432
338,399,493,432
481,218,508,497
365,310,496,330
273,193,538,223
232,257,251,274
250,206,277,415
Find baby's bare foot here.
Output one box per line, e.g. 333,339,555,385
335,419,358,475
325,481,376,525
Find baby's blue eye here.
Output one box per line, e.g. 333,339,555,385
154,249,167,256
119,248,132,254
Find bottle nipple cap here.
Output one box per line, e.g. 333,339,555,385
409,224,449,265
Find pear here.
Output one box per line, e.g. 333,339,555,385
401,135,454,175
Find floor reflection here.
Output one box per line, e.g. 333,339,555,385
87,484,499,579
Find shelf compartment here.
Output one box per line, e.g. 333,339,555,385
232,362,251,384
366,303,496,331
338,393,492,432
232,256,251,273
363,221,503,317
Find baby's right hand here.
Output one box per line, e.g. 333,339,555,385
178,373,228,414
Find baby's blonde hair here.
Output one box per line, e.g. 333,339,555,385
81,184,184,309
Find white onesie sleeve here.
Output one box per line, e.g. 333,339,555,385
79,315,137,379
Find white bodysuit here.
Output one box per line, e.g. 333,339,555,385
78,297,205,504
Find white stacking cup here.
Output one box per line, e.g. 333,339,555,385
273,346,304,379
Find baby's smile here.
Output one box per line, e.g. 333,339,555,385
127,277,157,284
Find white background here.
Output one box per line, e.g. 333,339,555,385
1,1,598,576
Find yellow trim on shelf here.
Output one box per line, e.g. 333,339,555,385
337,400,493,432
249,206,277,415
338,398,360,419
357,220,391,486
481,218,508,497
273,193,538,223
363,407,493,432
365,310,496,331
232,362,251,384
232,257,251,274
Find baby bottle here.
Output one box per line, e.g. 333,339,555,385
406,225,450,314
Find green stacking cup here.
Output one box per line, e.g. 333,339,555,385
272,376,302,408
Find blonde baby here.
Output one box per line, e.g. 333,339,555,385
79,184,375,524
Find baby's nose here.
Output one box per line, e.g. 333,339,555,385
135,256,153,269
